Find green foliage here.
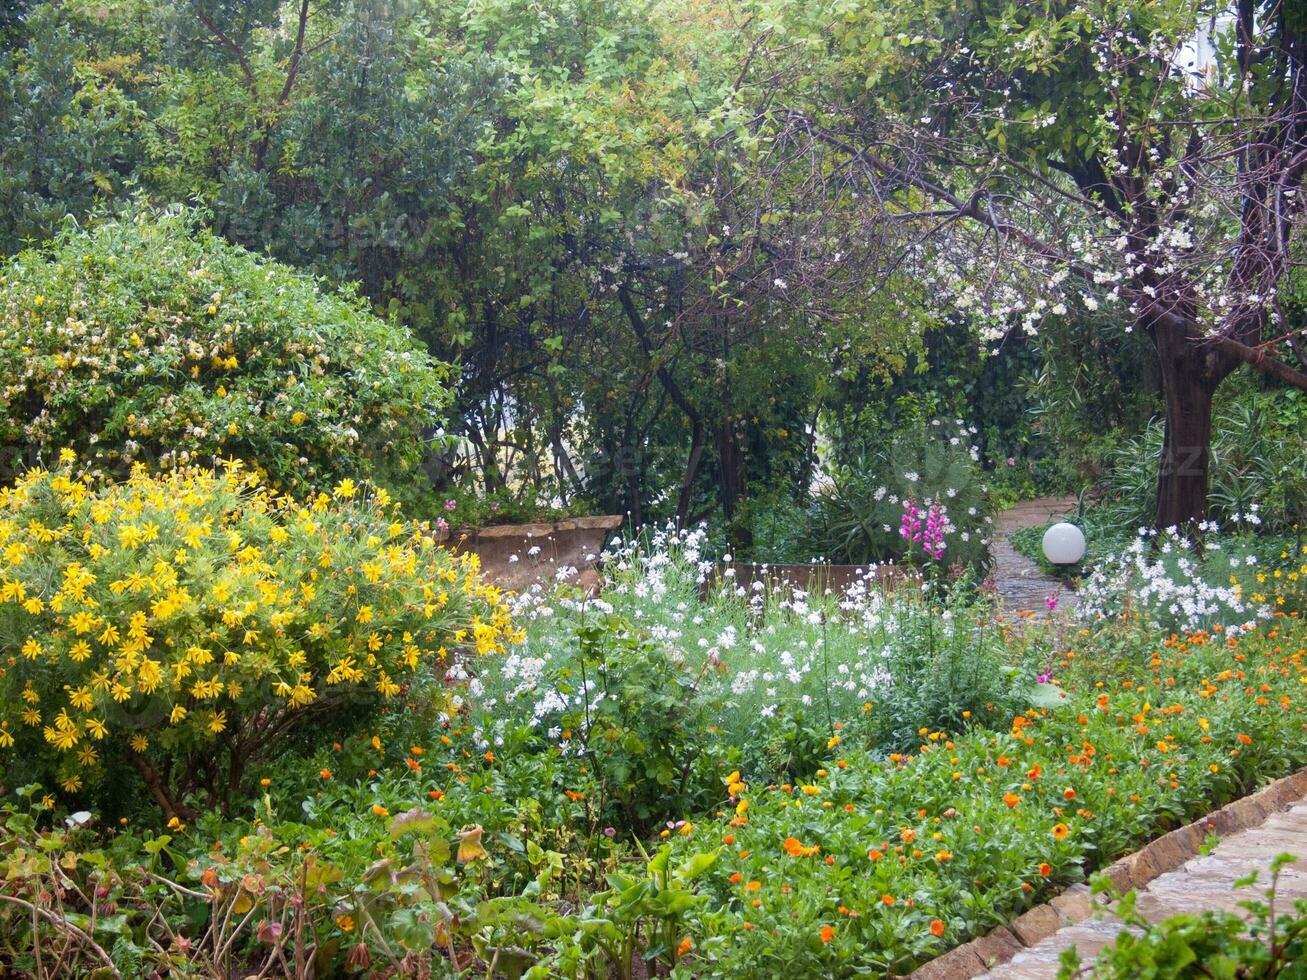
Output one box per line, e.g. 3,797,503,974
0,210,453,502
0,6,141,252
1064,855,1307,978
1026,314,1162,490
485,603,727,832
871,607,1028,751
1099,384,1307,534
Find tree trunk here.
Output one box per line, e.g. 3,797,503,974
1150,318,1235,531
717,421,752,552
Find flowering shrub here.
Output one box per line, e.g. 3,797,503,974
0,210,452,501
796,419,993,571
0,461,518,817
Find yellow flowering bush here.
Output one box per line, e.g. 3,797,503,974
0,460,519,818
0,210,452,502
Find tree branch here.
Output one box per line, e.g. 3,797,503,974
1201,334,1307,391
194,8,257,92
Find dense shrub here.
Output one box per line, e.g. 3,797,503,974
0,210,453,501
0,462,518,818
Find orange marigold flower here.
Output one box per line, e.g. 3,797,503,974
1003,792,1020,808
744,880,761,892
319,769,332,779
722,834,735,845
868,849,884,861
900,828,917,843
929,919,945,937
1039,862,1052,877
676,937,692,958
1237,733,1253,745
730,872,744,884
783,836,820,857
1052,822,1070,841
820,924,836,943
881,894,896,906
1063,788,1076,800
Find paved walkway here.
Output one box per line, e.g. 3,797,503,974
992,497,1079,614
979,796,1307,978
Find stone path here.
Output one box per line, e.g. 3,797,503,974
979,796,1307,978
991,496,1079,614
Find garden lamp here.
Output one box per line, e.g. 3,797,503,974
1042,522,1086,566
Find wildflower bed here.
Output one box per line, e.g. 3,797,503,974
1,509,1306,977
664,617,1307,975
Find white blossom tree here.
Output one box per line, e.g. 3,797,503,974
772,0,1307,528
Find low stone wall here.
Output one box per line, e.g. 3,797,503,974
443,515,623,592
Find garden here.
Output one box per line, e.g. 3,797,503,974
2,1,1307,977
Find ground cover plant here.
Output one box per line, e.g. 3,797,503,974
660,613,1307,976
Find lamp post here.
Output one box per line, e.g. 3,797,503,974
1042,522,1086,566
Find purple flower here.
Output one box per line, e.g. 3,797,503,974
603,827,617,838
444,498,457,511
1036,673,1051,684
1045,592,1059,611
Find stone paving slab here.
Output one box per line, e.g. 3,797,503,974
977,796,1307,978
991,496,1079,616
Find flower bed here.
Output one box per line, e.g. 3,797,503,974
2,512,1305,978
662,615,1307,976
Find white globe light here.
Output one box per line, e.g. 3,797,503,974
1042,522,1086,565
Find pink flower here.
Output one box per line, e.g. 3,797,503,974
1045,592,1059,611
444,499,457,511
